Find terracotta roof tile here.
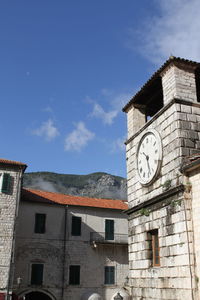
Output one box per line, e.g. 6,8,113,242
0,158,27,170
22,188,128,210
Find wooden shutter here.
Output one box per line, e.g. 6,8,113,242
105,219,114,240
1,173,11,193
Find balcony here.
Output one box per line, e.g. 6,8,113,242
90,232,128,245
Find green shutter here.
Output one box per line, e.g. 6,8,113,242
105,219,114,240
1,173,11,193
104,266,115,284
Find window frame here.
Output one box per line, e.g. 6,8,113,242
148,229,160,267
69,265,80,285
104,266,115,285
34,213,46,234
30,263,44,285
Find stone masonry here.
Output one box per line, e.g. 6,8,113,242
0,160,26,300
124,57,200,300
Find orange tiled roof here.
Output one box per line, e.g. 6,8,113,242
22,188,128,210
0,158,27,170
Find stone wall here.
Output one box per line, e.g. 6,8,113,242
126,100,200,209
128,190,196,300
0,165,23,295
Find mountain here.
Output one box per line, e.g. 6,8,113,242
23,172,127,200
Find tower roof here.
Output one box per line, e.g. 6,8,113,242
123,56,200,113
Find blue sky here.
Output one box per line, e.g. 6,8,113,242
1,0,200,177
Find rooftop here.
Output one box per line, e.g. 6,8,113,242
123,56,200,113
22,188,128,210
0,158,27,171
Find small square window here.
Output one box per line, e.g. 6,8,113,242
71,216,81,236
31,264,43,285
69,265,80,285
104,266,115,284
34,214,46,234
148,229,160,267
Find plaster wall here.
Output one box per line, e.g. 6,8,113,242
13,201,129,300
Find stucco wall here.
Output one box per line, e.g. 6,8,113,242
13,201,129,300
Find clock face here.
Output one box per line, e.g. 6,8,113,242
137,130,162,185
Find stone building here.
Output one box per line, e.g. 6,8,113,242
123,56,200,300
12,188,129,300
0,159,27,300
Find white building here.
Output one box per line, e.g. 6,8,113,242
12,188,129,300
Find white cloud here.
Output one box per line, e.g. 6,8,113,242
91,103,118,125
110,136,126,153
131,0,200,64
32,119,59,141
64,122,95,152
90,92,132,125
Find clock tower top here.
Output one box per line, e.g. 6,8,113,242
123,56,200,139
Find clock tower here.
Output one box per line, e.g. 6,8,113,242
123,57,200,300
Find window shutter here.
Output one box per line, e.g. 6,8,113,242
71,216,81,236
34,214,46,234
1,173,11,193
104,266,115,284
69,265,80,285
31,264,43,285
105,219,114,240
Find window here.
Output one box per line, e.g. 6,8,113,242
104,266,115,284
105,219,114,240
69,265,80,285
148,229,160,266
34,214,46,234
71,216,81,236
31,264,43,285
1,173,11,194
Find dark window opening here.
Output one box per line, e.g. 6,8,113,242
69,265,80,285
34,214,46,234
105,219,114,240
71,216,81,236
1,173,11,194
195,67,200,103
147,229,160,267
104,266,115,284
31,264,43,285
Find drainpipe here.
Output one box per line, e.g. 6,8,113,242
6,168,23,300
62,205,68,300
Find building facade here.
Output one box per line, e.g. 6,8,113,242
123,57,200,300
12,188,129,300
0,159,27,300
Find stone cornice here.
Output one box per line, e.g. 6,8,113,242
125,184,184,215
125,98,200,145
